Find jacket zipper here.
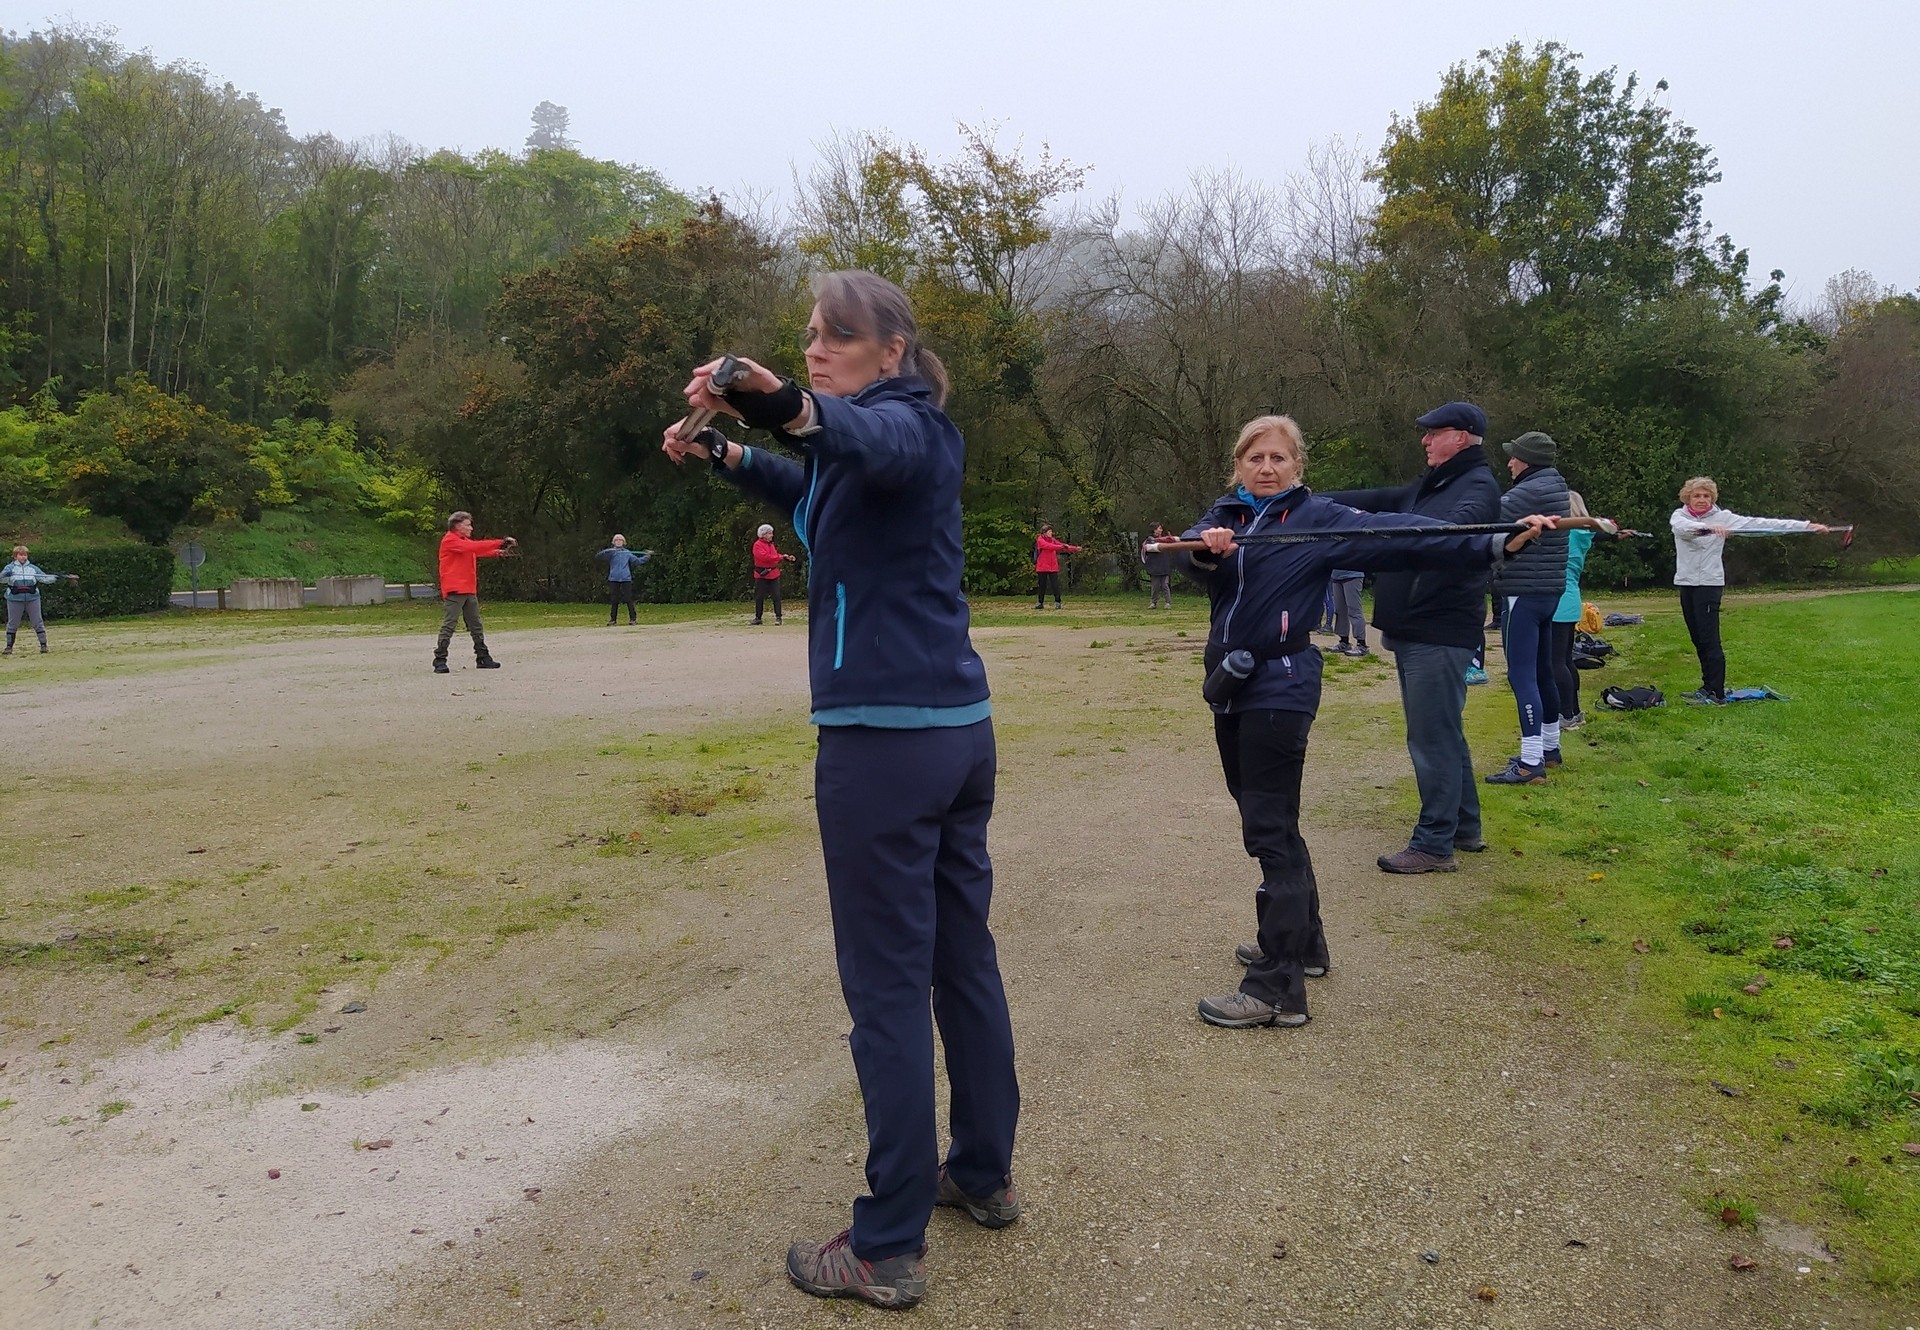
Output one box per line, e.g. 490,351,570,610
833,582,846,670
1219,503,1275,644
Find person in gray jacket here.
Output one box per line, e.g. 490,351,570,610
1486,432,1571,785
5,545,78,655
1141,523,1175,607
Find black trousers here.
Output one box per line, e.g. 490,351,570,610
1679,585,1725,696
1550,620,1581,719
753,578,783,622
1034,571,1061,606
607,580,636,623
1214,708,1327,1015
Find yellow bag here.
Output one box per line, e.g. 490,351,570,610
1577,602,1602,634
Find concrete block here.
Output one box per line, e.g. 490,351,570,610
315,574,386,607
228,578,304,610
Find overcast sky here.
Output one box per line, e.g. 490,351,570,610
27,0,1919,304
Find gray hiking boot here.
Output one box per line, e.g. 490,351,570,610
1234,943,1325,978
1197,990,1309,1029
936,1164,1020,1228
786,1229,926,1309
1376,848,1459,874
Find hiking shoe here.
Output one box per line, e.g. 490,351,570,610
1681,689,1727,706
786,1229,926,1309
1198,991,1308,1029
432,661,450,674
1542,747,1563,769
1346,645,1371,657
936,1164,1020,1228
1484,758,1547,785
1454,837,1489,853
1377,848,1458,874
1465,666,1489,686
1561,711,1586,730
1235,943,1325,977
476,659,502,669
1335,639,1353,652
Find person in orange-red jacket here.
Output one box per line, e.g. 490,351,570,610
433,510,516,673
1033,525,1080,609
751,523,797,624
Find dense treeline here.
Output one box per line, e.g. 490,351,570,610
1,28,1913,599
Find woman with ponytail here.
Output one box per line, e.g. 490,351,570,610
662,271,1017,1311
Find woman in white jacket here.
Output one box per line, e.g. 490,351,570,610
1670,477,1828,703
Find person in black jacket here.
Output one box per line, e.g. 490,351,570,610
1177,414,1550,1030
1141,523,1175,607
661,271,1017,1311
1486,432,1571,785
1321,401,1502,873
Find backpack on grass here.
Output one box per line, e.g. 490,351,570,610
1601,685,1664,711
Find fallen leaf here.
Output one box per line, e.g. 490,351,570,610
1742,982,1765,996
1631,939,1650,954
410,1228,426,1234
523,1188,542,1201
1773,1057,1798,1071
362,1139,394,1151
1510,849,1524,857
267,1169,281,1179
1271,1241,1288,1260
1539,1006,1560,1018
1590,872,1607,882
1720,1206,1742,1226
1564,1238,1588,1249
1711,1006,1724,1020
1730,1254,1757,1271
339,1000,368,1014
1636,779,1649,787
1474,1285,1498,1302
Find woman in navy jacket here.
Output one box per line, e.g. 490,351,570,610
661,271,1016,1311
1178,416,1549,1031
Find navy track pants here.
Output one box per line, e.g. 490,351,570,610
814,719,1020,1260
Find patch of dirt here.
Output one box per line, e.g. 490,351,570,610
0,621,1891,1328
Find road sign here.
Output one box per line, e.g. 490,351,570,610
181,542,206,569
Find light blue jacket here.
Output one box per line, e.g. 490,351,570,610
1554,529,1593,622
595,547,652,582
5,560,62,601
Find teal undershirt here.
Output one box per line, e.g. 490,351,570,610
811,700,993,729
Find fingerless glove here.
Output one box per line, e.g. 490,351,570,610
726,377,807,431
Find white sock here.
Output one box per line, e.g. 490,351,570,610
1542,720,1561,751
1520,735,1545,767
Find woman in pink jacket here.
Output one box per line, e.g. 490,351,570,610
752,523,796,624
1033,525,1081,609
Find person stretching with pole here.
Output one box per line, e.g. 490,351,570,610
432,512,515,673
1484,432,1570,786
595,534,652,625
1032,525,1079,609
751,523,796,624
1671,476,1829,704
4,546,78,656
662,270,1018,1311
1162,415,1552,1030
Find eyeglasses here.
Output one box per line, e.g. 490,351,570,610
800,322,861,352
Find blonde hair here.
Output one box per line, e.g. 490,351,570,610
10,546,26,557
1230,415,1307,481
1679,476,1718,504
1567,491,1590,519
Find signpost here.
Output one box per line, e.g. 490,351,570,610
180,542,206,608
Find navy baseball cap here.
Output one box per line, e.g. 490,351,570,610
1415,401,1488,437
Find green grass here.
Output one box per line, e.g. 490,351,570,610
167,509,435,591
1463,589,1920,1289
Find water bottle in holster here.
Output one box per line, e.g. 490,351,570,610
1202,649,1259,705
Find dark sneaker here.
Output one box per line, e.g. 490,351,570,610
1198,991,1308,1029
1377,848,1458,874
936,1164,1020,1228
1485,758,1547,785
786,1230,926,1308
1454,837,1489,853
1561,711,1586,730
432,661,450,674
1234,943,1325,977
1542,747,1563,769
476,659,502,669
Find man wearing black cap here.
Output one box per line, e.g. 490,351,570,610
1322,402,1501,873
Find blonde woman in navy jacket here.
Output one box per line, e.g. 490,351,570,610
661,272,1015,1311
1177,416,1551,1031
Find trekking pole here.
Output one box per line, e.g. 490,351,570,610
1142,515,1654,552
671,354,750,446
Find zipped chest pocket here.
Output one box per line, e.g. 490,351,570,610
833,582,846,670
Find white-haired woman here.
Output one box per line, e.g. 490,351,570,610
663,270,1017,1310
1671,476,1828,703
750,522,795,624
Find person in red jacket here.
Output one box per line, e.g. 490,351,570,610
1032,525,1080,609
433,510,516,673
752,523,797,624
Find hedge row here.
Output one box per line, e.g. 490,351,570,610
24,545,175,620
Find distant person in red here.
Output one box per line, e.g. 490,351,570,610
1033,525,1080,609
433,510,516,674
752,523,797,625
